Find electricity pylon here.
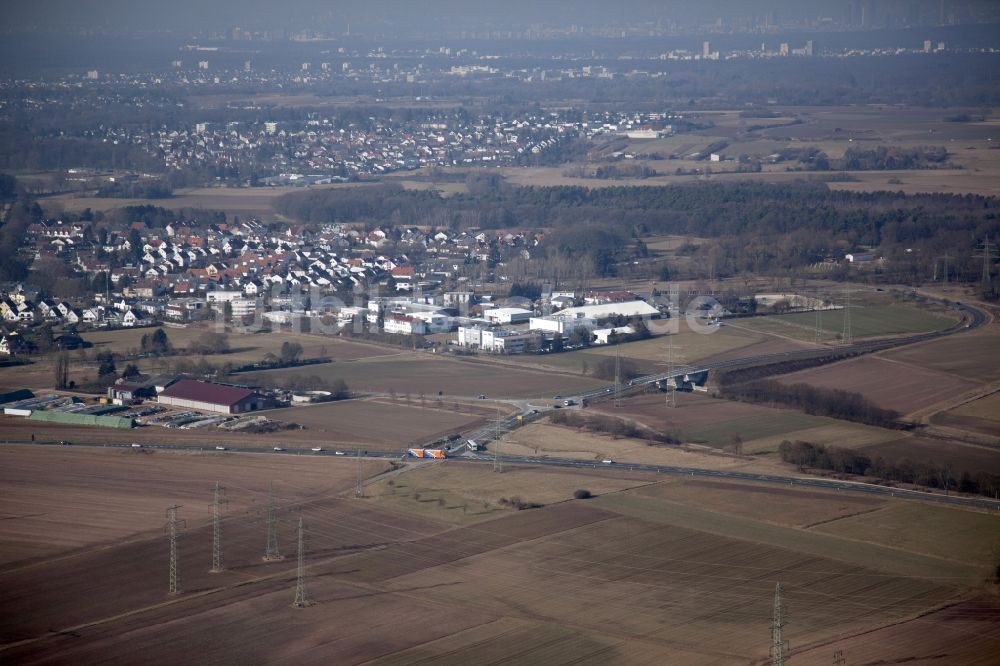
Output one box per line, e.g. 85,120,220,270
976,238,995,284
355,449,364,498
492,405,503,473
292,516,311,608
165,505,185,595
771,582,786,666
841,288,853,345
263,482,283,561
614,345,623,408
210,482,227,573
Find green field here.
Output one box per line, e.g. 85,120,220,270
737,304,956,342
680,411,831,448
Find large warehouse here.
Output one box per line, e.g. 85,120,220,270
157,379,268,415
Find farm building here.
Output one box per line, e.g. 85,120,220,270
157,379,269,415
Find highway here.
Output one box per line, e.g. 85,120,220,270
4,297,994,512
9,438,1000,512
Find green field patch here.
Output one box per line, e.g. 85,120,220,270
682,411,830,448
739,305,956,342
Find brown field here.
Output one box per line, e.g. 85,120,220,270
501,422,791,475
932,391,1000,437
279,397,487,447
0,446,392,567
859,434,1000,476
775,355,976,415
243,353,607,398
878,324,1000,383
2,445,997,664
632,478,887,529
589,391,833,450
812,502,1000,569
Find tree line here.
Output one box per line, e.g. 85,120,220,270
779,439,1000,499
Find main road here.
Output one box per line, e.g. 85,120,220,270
4,297,994,512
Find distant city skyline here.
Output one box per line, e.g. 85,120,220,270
5,0,998,37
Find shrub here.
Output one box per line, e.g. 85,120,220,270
573,489,593,500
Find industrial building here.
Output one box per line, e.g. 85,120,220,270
157,379,268,415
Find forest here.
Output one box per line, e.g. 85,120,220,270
276,179,1000,282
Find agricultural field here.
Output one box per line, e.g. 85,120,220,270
590,392,834,451
280,397,489,447
858,434,1000,477
243,353,606,398
633,479,887,529
775,355,976,415
735,304,957,343
2,445,998,664
811,502,1000,568
932,391,1000,437
499,422,790,475
879,324,1000,383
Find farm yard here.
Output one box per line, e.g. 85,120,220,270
2,446,999,664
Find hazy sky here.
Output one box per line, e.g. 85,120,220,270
4,1,993,35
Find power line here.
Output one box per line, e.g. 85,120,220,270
292,516,311,608
164,504,185,595
210,482,227,573
771,582,786,666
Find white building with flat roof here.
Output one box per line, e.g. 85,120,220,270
529,315,596,336
483,307,533,325
552,300,659,321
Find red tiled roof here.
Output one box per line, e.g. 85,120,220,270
158,380,256,406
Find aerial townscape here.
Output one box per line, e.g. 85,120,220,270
1,1,1000,664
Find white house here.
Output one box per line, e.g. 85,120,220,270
384,314,427,336
593,326,636,345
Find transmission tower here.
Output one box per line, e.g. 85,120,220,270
833,649,846,665
292,516,311,608
814,289,824,343
614,345,623,408
976,238,996,284
355,449,364,498
492,405,503,473
210,482,227,573
938,252,951,285
770,582,787,666
841,288,853,346
165,505,185,595
664,335,677,408
263,482,283,561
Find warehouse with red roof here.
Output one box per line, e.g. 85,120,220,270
157,379,268,415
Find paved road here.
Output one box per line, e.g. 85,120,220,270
8,439,998,511
6,297,993,512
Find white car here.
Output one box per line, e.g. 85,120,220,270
334,451,346,455
273,447,285,452
601,459,615,465
311,447,323,452
215,446,227,451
